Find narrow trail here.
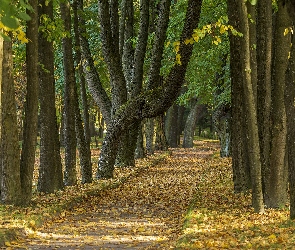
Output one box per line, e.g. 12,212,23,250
17,142,219,249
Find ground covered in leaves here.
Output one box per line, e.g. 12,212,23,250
1,140,295,249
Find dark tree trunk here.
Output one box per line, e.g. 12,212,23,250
286,47,295,217
228,0,251,193
60,0,77,186
237,0,264,213
212,103,231,157
155,115,168,151
285,2,295,219
256,0,272,203
76,0,112,126
96,0,202,178
166,104,179,148
20,0,39,204
38,0,64,193
0,36,22,205
265,0,291,208
135,122,145,159
183,100,205,148
145,118,155,154
73,0,92,184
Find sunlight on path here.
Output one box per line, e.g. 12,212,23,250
15,142,218,249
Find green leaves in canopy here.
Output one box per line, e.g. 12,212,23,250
0,0,32,30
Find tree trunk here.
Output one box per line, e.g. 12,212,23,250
73,0,92,184
96,0,202,178
166,104,179,148
228,0,251,193
265,0,291,208
155,115,168,151
145,118,155,154
285,3,295,218
0,36,22,205
38,0,64,193
135,122,145,159
183,100,205,148
237,0,264,213
60,0,77,186
20,0,39,204
212,103,231,157
76,0,112,126
256,0,273,204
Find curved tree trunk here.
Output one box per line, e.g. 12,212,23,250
96,0,202,178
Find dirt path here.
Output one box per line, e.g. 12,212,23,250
15,142,218,249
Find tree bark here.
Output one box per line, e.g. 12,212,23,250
73,0,92,184
237,0,264,213
76,0,112,126
20,0,39,204
265,0,291,208
256,0,273,203
228,0,251,193
38,0,64,193
0,36,22,205
60,0,77,186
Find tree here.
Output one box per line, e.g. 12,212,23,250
284,0,295,219
228,0,264,213
0,35,22,204
60,0,78,186
264,0,291,208
37,0,64,193
20,0,39,204
96,0,202,178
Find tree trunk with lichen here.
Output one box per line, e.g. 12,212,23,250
96,0,202,178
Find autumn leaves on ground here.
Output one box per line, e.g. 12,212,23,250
1,141,295,249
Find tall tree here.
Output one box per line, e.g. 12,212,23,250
38,0,64,193
0,35,22,204
229,0,264,213
60,0,78,186
20,0,39,204
228,0,251,193
285,0,295,219
265,0,291,208
256,0,273,204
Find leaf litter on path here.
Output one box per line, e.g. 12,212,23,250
8,141,219,249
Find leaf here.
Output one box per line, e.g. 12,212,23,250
249,0,257,5
1,16,19,29
18,12,31,21
5,241,12,246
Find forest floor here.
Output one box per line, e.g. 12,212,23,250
1,140,295,249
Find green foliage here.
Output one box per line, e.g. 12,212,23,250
176,0,232,109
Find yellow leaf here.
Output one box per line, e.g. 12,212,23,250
137,227,145,232
176,54,182,65
5,241,12,246
284,28,289,36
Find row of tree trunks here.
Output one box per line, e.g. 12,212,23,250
229,0,294,214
